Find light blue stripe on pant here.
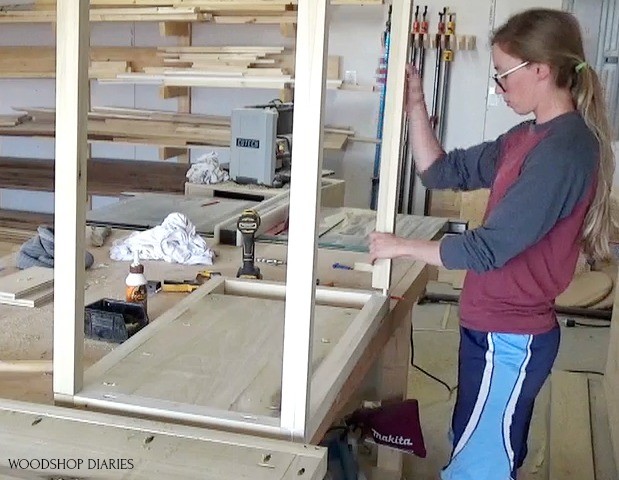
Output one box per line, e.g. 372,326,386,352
441,331,533,480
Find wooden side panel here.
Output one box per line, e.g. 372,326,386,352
604,268,619,469
0,267,53,300
550,371,595,480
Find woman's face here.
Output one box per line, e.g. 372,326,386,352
491,44,537,116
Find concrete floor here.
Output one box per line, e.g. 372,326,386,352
401,283,612,480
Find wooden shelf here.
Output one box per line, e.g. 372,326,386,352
0,156,189,196
0,46,346,89
0,107,354,152
0,0,383,24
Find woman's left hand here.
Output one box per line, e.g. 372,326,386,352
369,232,405,264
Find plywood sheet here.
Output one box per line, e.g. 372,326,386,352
261,208,446,252
0,266,54,300
82,294,354,417
86,193,257,235
0,285,53,308
0,399,326,480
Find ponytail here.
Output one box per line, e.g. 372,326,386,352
573,62,615,262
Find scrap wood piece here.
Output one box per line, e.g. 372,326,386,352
555,270,613,308
0,114,30,127
0,284,53,308
0,266,54,300
0,359,52,373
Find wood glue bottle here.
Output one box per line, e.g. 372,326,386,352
125,250,147,311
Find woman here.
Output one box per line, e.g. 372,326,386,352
369,8,615,480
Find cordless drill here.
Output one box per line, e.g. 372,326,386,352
236,209,262,280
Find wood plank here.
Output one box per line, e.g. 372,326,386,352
85,193,257,235
0,285,54,308
176,21,192,164
0,46,341,82
0,267,54,300
280,0,329,441
460,189,489,228
0,399,327,480
0,107,354,152
549,370,595,480
0,157,188,195
589,377,619,480
0,209,53,233
53,0,89,398
372,0,413,292
605,267,619,469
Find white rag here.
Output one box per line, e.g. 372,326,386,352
186,151,230,185
109,212,215,265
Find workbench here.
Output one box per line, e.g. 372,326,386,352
0,0,439,477
0,213,444,477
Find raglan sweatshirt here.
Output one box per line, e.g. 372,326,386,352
420,111,599,334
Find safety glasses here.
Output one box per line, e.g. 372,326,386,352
492,61,530,91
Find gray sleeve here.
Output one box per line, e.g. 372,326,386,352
419,138,502,191
439,135,597,273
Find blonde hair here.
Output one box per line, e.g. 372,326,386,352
492,8,615,262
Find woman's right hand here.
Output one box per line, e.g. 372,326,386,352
405,63,425,114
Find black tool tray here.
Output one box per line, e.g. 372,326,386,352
84,298,149,343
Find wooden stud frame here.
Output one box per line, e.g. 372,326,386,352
372,0,414,292
53,0,89,398
69,277,388,442
51,0,416,444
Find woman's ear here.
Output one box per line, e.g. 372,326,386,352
535,63,552,81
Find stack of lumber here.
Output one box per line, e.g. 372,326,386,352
0,156,190,196
0,114,30,127
0,46,163,79
0,45,342,88
0,210,52,243
0,106,354,151
0,267,54,308
0,0,382,24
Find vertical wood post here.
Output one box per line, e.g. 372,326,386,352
53,0,90,397
280,0,330,442
372,0,414,292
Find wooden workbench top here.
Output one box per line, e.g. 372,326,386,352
0,228,415,405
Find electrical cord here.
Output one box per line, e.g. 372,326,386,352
410,329,458,396
564,318,610,328
413,363,458,396
565,369,604,376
